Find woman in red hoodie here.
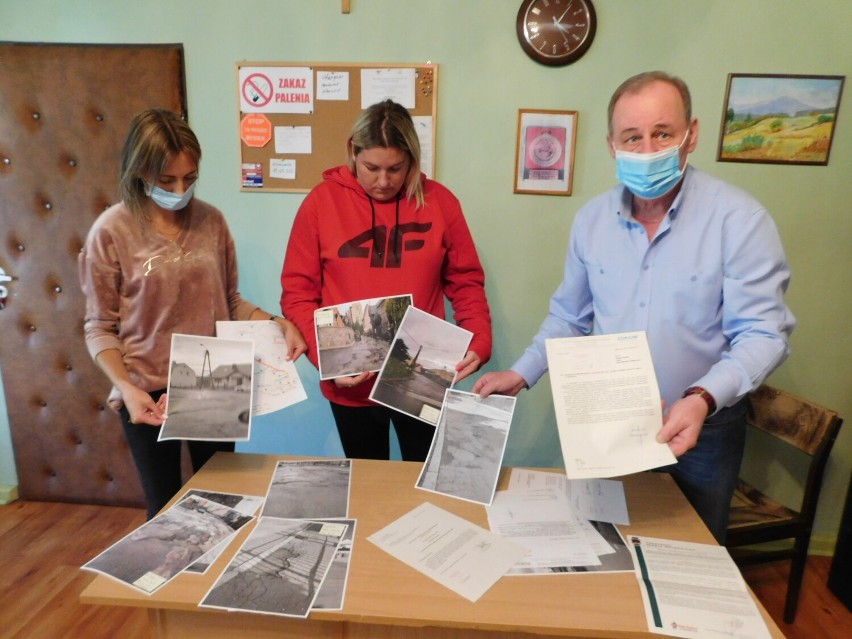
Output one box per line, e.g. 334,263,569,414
281,100,492,461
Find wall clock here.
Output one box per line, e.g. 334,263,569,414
516,0,597,67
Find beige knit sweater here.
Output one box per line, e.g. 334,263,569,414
79,198,257,411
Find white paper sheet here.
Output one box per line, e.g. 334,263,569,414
216,320,307,415
509,468,630,525
239,66,313,114
628,536,772,638
316,70,349,100
269,158,296,180
486,487,600,568
367,502,527,602
360,67,416,108
545,332,677,478
412,115,433,177
274,125,311,154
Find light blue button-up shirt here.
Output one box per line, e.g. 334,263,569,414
512,166,795,411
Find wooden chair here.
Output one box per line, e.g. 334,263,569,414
727,384,843,623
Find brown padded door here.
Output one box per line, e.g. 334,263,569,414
0,42,186,506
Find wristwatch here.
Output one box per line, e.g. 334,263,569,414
683,386,716,414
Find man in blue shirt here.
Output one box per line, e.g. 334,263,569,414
473,71,795,543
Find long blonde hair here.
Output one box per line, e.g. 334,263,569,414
347,100,424,208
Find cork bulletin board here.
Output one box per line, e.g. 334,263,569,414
236,62,438,193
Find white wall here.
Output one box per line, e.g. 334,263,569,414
1,0,850,550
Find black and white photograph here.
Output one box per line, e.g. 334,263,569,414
174,489,264,574
417,390,515,505
199,517,347,618
261,459,351,519
159,334,255,442
369,306,473,425
310,518,356,611
82,495,255,594
315,294,412,380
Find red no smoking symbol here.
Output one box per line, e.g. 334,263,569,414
242,73,273,107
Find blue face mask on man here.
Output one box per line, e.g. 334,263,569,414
145,181,196,211
613,131,689,200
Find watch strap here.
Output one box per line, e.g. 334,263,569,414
682,386,717,415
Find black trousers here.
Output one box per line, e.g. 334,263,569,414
119,389,234,519
330,402,436,462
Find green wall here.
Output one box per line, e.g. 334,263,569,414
1,0,849,552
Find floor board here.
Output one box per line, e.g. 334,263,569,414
0,501,148,639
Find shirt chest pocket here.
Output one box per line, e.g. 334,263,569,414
586,261,628,319
668,269,724,330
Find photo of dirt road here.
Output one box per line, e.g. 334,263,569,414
418,390,515,504
262,459,351,519
370,307,472,424
201,517,346,617
160,334,255,442
315,295,411,380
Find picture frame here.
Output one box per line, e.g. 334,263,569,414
717,73,845,166
514,109,578,195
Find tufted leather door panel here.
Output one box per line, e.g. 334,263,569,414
0,42,187,506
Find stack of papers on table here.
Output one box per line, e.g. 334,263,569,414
83,459,357,618
486,468,634,574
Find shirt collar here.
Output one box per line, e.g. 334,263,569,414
615,165,693,224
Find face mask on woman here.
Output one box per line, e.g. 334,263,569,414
145,181,196,211
613,131,689,200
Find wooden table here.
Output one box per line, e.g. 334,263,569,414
81,453,785,638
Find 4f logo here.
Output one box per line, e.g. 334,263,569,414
338,222,431,268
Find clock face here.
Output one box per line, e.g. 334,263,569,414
517,0,597,67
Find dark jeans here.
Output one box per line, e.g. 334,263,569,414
658,397,749,544
119,389,235,519
330,402,436,461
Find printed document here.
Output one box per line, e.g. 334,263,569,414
545,332,676,478
628,536,772,639
367,502,527,602
488,468,634,574
486,487,601,569
508,468,629,525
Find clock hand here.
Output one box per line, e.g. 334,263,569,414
556,0,576,24
552,16,570,34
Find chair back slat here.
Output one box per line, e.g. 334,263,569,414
749,385,841,456
729,384,842,623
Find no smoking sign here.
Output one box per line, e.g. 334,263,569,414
242,73,273,108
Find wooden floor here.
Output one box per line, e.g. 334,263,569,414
1,500,850,639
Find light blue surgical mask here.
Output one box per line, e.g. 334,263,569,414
613,132,689,200
145,181,196,211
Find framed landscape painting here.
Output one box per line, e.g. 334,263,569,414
717,73,845,165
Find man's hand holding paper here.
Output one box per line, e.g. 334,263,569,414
545,331,676,479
